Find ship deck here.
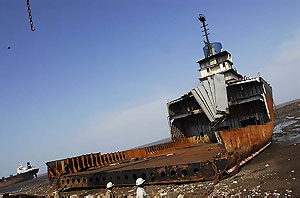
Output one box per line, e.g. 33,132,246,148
68,143,222,176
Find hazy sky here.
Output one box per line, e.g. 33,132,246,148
0,1,300,177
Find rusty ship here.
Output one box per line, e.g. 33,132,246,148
0,162,39,188
46,15,274,190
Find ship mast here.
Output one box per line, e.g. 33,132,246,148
198,14,213,57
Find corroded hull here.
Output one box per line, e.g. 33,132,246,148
218,93,274,169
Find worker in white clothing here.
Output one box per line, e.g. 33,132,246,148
105,182,115,198
136,178,148,198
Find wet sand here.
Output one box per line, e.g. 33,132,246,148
1,101,299,197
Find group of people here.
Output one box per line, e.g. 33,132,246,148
105,177,147,198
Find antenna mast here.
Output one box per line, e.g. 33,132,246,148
198,14,213,57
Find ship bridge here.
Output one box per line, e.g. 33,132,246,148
197,15,242,83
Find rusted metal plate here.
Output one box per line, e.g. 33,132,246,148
46,139,195,182
58,160,228,189
55,144,227,189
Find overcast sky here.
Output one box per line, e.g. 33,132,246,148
0,0,300,177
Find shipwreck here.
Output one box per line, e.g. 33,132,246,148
46,15,274,189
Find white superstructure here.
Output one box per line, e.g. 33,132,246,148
17,162,38,175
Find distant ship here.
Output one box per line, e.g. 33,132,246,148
0,162,39,188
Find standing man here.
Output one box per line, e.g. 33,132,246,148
105,182,115,198
136,178,148,198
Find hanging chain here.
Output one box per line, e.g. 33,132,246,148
204,160,222,196
26,0,35,31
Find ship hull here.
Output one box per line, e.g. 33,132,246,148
0,168,39,188
45,78,274,189
218,93,274,170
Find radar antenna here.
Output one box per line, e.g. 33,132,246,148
198,14,213,57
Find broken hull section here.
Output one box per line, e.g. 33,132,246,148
220,94,274,169
46,78,274,189
49,143,228,189
168,77,274,170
